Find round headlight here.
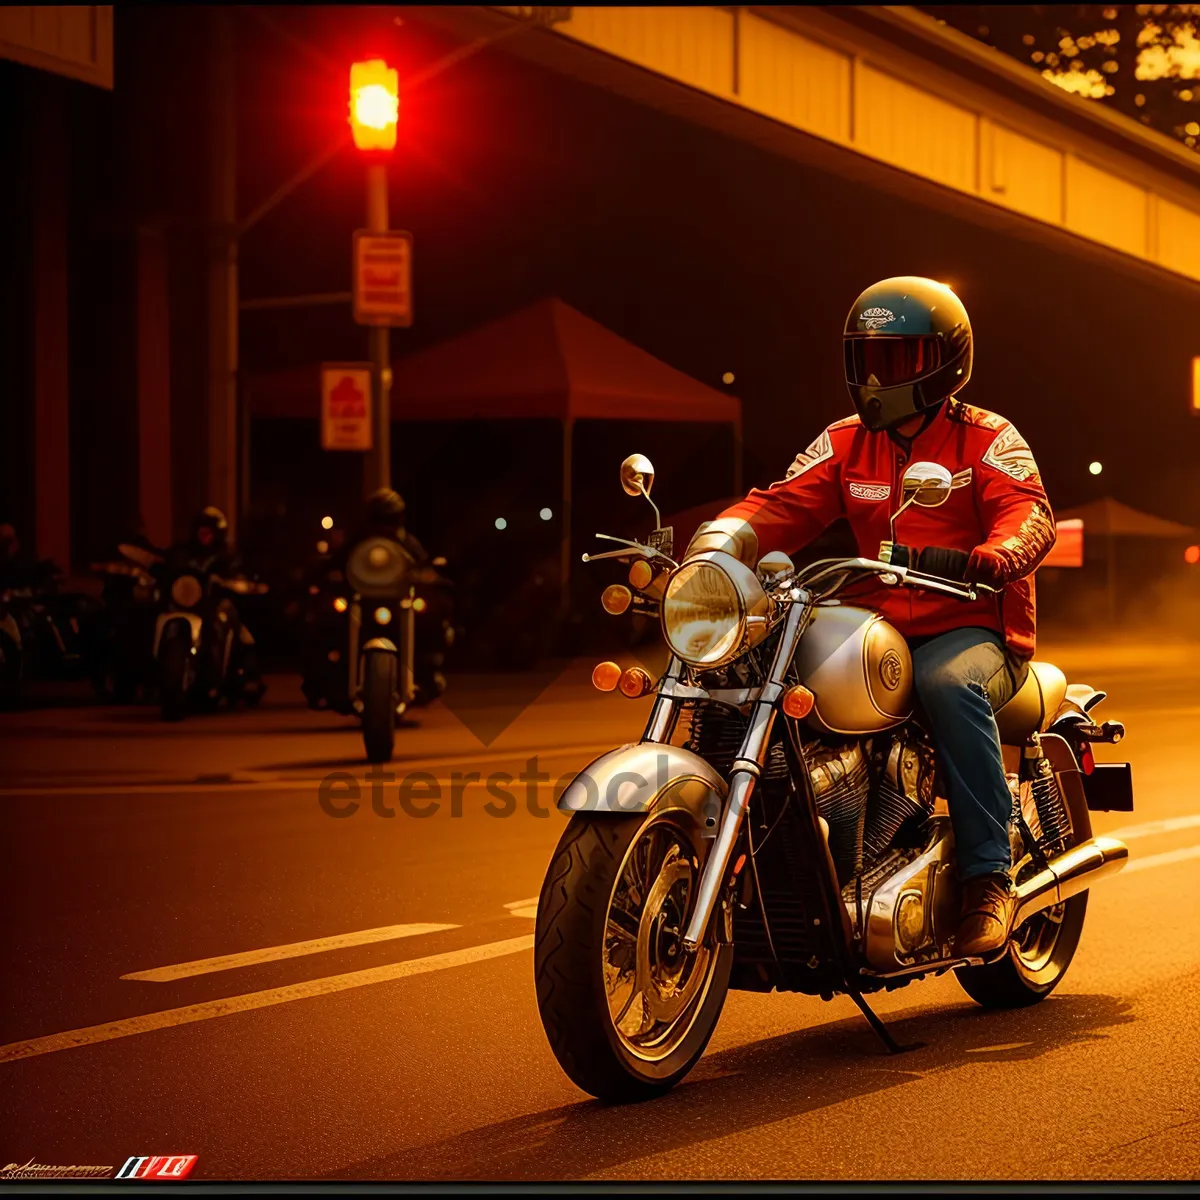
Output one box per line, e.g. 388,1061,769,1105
662,560,744,666
171,575,203,609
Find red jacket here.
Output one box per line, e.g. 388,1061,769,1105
717,400,1056,659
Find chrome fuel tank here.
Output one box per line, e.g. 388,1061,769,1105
793,604,912,735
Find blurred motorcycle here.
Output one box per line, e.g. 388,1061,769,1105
152,556,268,722
90,541,164,702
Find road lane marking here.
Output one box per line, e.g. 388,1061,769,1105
504,897,540,920
1107,814,1200,842
0,935,535,1065
1120,844,1200,874
120,923,459,982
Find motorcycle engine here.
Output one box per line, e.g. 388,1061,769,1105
809,732,937,884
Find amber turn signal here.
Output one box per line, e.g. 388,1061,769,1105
781,684,816,720
601,584,633,615
628,560,653,590
618,666,654,698
592,661,622,692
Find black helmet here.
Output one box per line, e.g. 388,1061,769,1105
192,505,229,550
843,277,972,432
366,488,406,531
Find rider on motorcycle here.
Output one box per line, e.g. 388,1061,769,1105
170,506,266,701
689,277,1056,958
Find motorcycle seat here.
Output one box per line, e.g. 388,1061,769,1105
993,661,1067,745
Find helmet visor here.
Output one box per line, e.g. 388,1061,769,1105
845,334,943,389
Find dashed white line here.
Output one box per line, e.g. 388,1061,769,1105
120,923,459,982
1107,814,1200,842
1,935,535,1065
1119,844,1200,875
504,897,540,920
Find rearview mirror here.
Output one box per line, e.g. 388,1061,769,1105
900,461,953,508
620,453,655,499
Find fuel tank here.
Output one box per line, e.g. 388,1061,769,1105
793,603,912,736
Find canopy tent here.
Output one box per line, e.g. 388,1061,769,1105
244,298,742,605
1055,496,1195,539
1054,496,1195,621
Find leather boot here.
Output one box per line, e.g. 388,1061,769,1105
956,872,1017,957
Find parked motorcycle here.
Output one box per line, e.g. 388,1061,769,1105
152,557,268,722
90,542,164,702
534,453,1134,1102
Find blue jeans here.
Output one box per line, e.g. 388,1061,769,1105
911,627,1027,882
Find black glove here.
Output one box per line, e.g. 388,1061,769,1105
886,544,972,583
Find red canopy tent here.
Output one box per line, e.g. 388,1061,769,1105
244,297,742,600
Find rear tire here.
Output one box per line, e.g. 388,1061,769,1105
361,651,396,764
535,810,731,1103
956,758,1093,1009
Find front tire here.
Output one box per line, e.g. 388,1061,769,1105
361,651,397,764
159,637,191,722
535,809,732,1103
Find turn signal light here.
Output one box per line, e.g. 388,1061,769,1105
781,684,816,719
601,584,632,615
592,661,621,692
333,596,348,613
618,667,654,698
628,560,653,590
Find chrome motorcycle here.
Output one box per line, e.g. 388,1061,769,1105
534,453,1134,1102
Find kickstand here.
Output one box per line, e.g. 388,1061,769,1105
848,990,918,1055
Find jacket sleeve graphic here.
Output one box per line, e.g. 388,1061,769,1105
968,422,1056,587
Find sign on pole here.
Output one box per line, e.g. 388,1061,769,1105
321,363,373,451
353,230,412,327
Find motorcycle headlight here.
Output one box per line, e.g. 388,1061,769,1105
661,551,772,667
347,537,410,596
171,575,203,609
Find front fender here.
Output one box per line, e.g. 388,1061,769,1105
153,612,202,657
362,637,397,652
557,742,727,834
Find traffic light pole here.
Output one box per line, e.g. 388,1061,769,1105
365,161,391,495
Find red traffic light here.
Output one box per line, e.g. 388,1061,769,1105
349,59,399,152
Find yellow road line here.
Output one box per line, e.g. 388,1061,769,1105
120,923,459,982
0,935,535,1065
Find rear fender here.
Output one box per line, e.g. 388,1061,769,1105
557,743,727,835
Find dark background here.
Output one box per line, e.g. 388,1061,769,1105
3,5,1199,624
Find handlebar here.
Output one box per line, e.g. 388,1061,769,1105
791,556,996,603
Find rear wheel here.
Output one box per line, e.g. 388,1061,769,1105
361,651,397,764
956,760,1092,1009
534,809,731,1102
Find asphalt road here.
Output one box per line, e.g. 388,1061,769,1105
1,639,1198,1183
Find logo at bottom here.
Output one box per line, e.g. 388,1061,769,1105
114,1155,198,1181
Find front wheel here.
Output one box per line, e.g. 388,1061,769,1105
159,637,191,722
361,651,397,764
534,809,732,1102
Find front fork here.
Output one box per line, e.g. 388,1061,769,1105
681,592,812,951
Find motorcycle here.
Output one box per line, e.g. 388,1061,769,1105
152,557,268,722
0,589,22,694
534,453,1134,1102
90,542,164,702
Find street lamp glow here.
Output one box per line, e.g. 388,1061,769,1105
539,507,553,521
495,517,507,530
321,516,334,530
721,371,735,385
349,60,399,152
1088,461,1103,476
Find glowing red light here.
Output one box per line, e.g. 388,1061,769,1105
1185,545,1200,564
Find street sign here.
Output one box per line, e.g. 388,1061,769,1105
321,363,373,451
353,230,412,327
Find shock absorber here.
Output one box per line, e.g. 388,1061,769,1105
1024,735,1071,853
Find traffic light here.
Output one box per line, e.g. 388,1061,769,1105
349,59,399,152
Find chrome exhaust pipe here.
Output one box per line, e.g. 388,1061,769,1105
1013,836,1128,927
